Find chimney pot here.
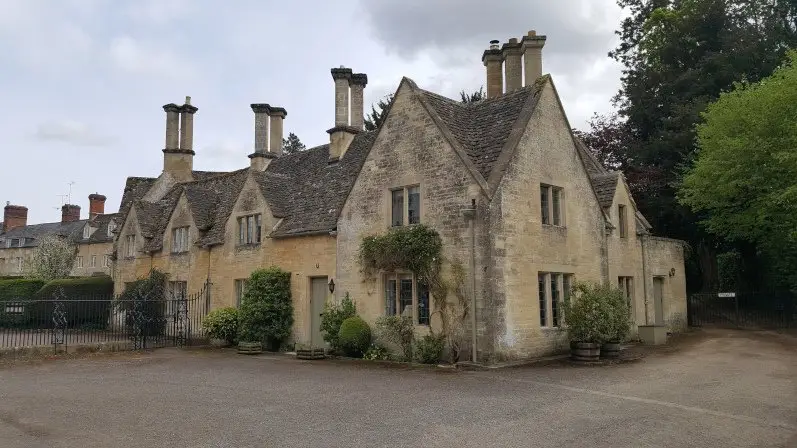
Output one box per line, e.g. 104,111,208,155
502,39,524,92
88,193,106,220
522,31,547,86
162,98,198,182
350,73,368,130
482,42,504,98
269,107,287,158
331,67,353,127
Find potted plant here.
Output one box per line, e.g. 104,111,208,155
562,282,615,362
236,267,294,355
600,288,632,359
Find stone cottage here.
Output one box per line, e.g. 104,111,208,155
0,195,117,278
113,30,687,361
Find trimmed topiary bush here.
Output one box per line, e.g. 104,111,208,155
202,307,239,345
414,334,445,364
320,293,356,351
338,316,371,358
238,267,293,349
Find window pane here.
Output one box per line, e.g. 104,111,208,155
399,278,413,316
551,274,560,327
538,273,547,327
247,216,255,244
417,281,430,326
391,190,404,227
618,205,627,237
552,189,561,226
385,279,397,315
255,214,262,243
407,186,420,225
540,186,550,225
238,218,245,244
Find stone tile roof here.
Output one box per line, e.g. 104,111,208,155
0,220,88,248
75,213,121,244
590,172,620,209
417,79,545,181
119,177,157,219
257,131,376,237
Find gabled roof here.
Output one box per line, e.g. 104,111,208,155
76,213,120,244
257,131,376,237
590,172,621,209
0,220,87,248
415,79,546,183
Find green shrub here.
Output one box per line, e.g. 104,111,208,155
338,316,371,358
363,343,391,361
375,315,415,361
0,279,48,328
203,307,239,345
238,267,293,346
36,275,113,300
320,293,356,350
414,334,445,364
562,281,630,343
115,270,168,337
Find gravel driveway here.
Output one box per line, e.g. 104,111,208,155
1,328,795,448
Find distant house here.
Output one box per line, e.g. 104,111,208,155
0,195,117,278
113,30,687,361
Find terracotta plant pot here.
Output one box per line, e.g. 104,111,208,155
570,341,600,362
600,342,621,359
237,341,262,355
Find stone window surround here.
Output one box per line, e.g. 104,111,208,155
385,182,422,228
237,214,262,246
90,254,97,268
125,234,136,259
538,271,573,329
618,276,634,315
383,271,430,326
540,184,565,227
75,256,83,268
234,278,249,307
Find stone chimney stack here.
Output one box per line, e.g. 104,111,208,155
522,30,547,86
61,204,81,223
88,193,106,220
3,203,28,233
349,73,368,130
483,40,504,98
162,97,198,182
269,107,287,158
328,67,361,162
502,38,523,92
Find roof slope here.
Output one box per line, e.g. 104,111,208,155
1,220,87,248
417,82,543,181
257,131,376,237
590,172,620,208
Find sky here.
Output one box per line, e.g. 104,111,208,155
0,0,625,225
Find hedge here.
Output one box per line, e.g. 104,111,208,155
36,275,114,300
0,279,47,328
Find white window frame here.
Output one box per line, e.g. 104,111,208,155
382,273,431,326
538,272,573,328
390,185,421,227
237,214,262,245
540,184,565,227
102,254,111,268
171,226,190,253
75,256,83,268
16,257,23,273
107,221,116,237
90,255,97,268
83,226,91,240
234,279,249,307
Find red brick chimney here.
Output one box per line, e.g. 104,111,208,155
88,193,106,220
61,204,81,223
3,202,28,233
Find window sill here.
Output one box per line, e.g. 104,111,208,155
540,326,565,332
235,243,262,251
170,251,189,257
542,224,566,230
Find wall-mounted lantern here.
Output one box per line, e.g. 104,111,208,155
328,278,335,294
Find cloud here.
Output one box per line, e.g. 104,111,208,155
109,36,194,79
126,0,193,25
360,0,621,61
32,120,114,147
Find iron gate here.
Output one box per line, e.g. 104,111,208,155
688,292,795,329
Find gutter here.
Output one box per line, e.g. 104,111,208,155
640,233,649,325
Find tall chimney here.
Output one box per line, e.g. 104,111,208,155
269,107,287,157
88,193,106,220
328,67,360,162
349,73,368,130
331,67,352,127
482,40,503,98
249,104,275,171
502,38,523,92
3,203,28,233
522,30,547,85
162,97,198,182
61,204,81,223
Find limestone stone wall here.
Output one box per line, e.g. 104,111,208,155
335,80,488,353
0,246,34,276
642,236,688,332
488,81,607,360
71,242,113,278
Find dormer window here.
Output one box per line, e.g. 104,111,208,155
83,226,91,239
172,227,190,253
125,235,136,258
107,221,117,237
237,214,262,245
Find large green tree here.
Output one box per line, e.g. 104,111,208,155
679,51,797,288
281,132,306,154
605,0,797,289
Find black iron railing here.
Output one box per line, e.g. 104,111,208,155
0,283,209,353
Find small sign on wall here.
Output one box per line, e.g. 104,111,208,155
717,292,736,298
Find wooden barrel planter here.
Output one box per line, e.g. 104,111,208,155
600,342,621,359
237,341,263,355
570,341,600,362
